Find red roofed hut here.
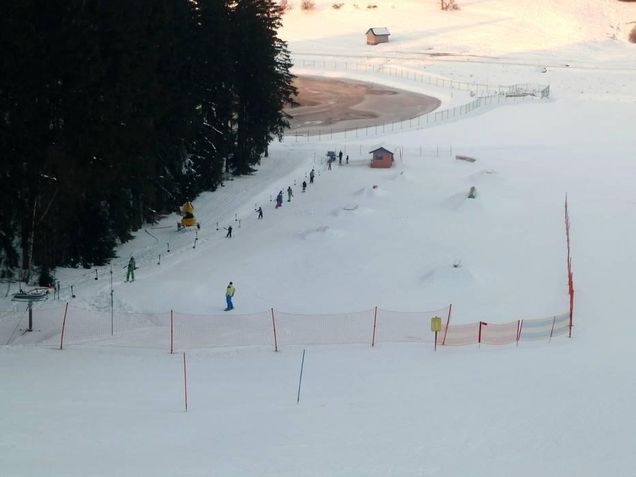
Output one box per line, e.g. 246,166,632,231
369,147,394,168
366,27,390,45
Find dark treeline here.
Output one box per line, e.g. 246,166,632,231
0,0,296,284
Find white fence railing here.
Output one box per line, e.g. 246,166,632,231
292,58,550,97
287,58,550,142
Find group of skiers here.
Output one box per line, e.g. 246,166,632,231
274,168,315,210
124,162,329,310
125,255,236,312
220,166,318,309
327,150,349,170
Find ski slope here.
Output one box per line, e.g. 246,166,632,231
2,1,636,475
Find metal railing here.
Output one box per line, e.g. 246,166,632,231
287,58,550,142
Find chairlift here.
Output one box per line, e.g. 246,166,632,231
11,287,49,333
12,288,49,302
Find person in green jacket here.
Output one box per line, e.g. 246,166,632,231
225,282,235,311
125,257,136,282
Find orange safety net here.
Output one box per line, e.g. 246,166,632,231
479,321,520,346
375,306,450,344
172,310,273,351
519,314,569,342
442,322,480,346
1,304,67,346
63,306,171,348
274,309,375,346
1,303,571,350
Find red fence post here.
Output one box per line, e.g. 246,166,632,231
565,195,571,258
371,306,378,347
271,308,278,352
170,310,174,354
59,302,69,350
569,281,574,338
442,304,452,345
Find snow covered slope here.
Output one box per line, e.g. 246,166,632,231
282,0,636,54
2,1,636,476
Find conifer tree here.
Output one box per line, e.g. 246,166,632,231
227,0,297,175
0,0,296,274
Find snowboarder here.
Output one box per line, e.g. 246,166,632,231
302,181,307,192
345,155,349,164
287,186,293,202
125,257,136,282
256,207,263,219
338,150,343,164
309,169,315,184
276,191,283,208
224,282,235,311
225,225,232,238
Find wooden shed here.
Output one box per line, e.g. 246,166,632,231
369,147,394,168
366,27,390,45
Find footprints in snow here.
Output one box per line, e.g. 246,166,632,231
300,184,387,240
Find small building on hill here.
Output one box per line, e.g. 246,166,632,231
369,147,394,168
366,27,390,45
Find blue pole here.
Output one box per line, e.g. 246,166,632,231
296,349,306,404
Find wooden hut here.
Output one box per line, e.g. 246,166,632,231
366,27,390,45
369,147,394,168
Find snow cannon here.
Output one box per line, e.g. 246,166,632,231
178,201,200,230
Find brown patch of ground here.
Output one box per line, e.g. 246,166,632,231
285,76,441,135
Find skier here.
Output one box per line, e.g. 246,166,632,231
256,206,263,219
345,155,349,164
224,282,235,311
309,169,315,184
287,186,293,202
338,150,343,164
302,181,307,193
225,225,232,238
125,257,136,282
275,191,283,208
328,161,332,170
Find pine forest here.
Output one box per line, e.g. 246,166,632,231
0,0,296,284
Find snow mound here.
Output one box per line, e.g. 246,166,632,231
419,261,477,288
298,225,331,240
441,191,483,211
